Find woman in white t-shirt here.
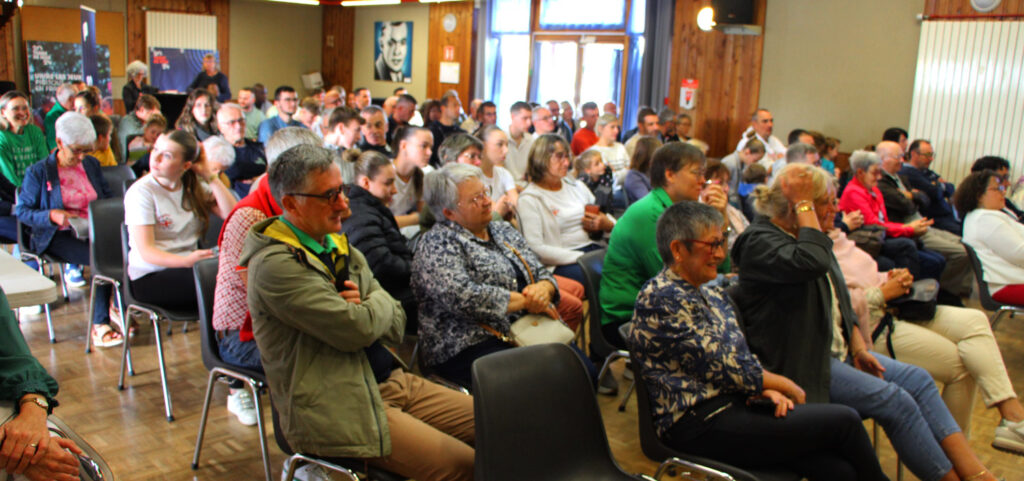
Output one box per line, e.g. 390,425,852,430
390,126,432,228
519,134,614,284
585,114,630,184
124,130,237,311
478,125,518,221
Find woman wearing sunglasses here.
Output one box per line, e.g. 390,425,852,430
124,130,236,311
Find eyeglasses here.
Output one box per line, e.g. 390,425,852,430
287,184,350,204
684,237,727,252
919,152,934,158
459,186,492,207
988,184,1006,193
221,118,244,126
64,145,93,157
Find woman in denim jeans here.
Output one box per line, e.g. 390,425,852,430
731,163,998,481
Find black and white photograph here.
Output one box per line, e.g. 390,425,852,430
373,21,412,82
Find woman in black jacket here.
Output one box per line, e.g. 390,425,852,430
342,150,417,331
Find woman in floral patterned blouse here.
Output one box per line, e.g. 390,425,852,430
411,163,565,390
629,201,886,481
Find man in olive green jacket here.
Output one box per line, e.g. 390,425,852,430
240,144,473,480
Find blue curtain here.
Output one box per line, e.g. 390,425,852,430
621,35,644,134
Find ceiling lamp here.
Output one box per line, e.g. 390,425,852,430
696,6,715,31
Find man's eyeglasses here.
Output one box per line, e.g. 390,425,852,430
988,184,1007,193
287,185,350,204
684,238,728,251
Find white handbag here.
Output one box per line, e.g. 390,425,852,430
510,313,574,346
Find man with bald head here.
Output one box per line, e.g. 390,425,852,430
736,108,786,169
875,140,973,299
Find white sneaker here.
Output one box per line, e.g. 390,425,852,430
282,460,334,481
18,305,43,316
993,419,1024,455
226,390,258,426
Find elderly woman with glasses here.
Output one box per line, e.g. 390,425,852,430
411,163,564,390
957,169,1024,306
14,112,120,346
732,163,999,481
630,201,887,481
519,134,615,285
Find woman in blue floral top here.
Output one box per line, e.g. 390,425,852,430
629,201,886,481
412,163,563,390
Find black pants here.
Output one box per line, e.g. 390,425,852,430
664,397,888,481
129,267,198,312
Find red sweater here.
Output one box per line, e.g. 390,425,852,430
838,177,914,237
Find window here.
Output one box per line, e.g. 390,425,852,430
484,0,646,131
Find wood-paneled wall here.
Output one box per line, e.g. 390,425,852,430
0,10,16,83
321,5,355,90
924,0,1024,16
20,7,126,76
125,0,230,76
668,0,766,158
427,1,474,103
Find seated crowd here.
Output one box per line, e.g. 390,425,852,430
3,67,1024,481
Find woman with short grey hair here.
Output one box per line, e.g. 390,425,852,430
412,163,569,390
632,200,887,480
15,111,119,346
437,133,483,166
123,60,159,114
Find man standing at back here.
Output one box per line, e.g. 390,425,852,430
241,145,474,480
547,100,573,143
427,90,465,168
387,94,417,145
571,102,600,155
504,101,533,183
258,86,304,143
735,108,786,169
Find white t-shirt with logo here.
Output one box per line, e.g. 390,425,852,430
124,174,210,280
483,166,516,202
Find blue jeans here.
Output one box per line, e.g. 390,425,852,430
553,243,604,286
47,231,112,326
829,355,958,481
219,333,263,390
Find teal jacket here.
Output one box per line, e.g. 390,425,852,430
240,217,405,458
0,288,59,410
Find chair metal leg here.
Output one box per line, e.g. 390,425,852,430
182,322,188,334
250,379,272,481
42,301,55,344
112,286,133,376
617,379,635,412
58,263,69,301
151,314,174,422
191,370,218,471
654,457,735,481
85,279,98,353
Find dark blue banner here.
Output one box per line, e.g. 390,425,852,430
80,6,98,86
149,47,216,93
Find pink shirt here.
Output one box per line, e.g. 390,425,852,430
58,163,97,219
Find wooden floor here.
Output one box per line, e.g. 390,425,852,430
15,283,1024,480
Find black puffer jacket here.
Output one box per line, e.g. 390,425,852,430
341,185,413,303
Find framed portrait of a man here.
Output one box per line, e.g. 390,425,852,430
374,21,412,83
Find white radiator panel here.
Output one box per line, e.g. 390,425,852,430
146,11,217,51
909,21,1024,185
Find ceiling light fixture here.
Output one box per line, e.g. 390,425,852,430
340,0,402,5
268,0,321,6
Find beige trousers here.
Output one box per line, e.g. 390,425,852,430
874,305,1016,435
369,370,475,481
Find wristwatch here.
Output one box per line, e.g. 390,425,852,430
19,395,50,414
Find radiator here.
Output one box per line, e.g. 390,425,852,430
146,11,217,51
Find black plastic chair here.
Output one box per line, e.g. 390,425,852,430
190,258,272,481
200,214,223,250
471,343,650,481
577,248,632,410
961,241,1024,329
100,165,136,199
118,223,198,422
121,178,135,197
85,198,129,356
15,218,68,343
628,352,800,481
270,400,406,481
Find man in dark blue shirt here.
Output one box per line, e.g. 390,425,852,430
900,139,961,235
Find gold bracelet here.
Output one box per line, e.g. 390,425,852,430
964,469,990,481
794,200,815,214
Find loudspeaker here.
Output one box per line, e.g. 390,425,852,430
711,0,755,25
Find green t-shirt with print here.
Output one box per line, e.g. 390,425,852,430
0,125,49,186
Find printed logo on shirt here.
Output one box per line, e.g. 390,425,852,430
156,214,173,229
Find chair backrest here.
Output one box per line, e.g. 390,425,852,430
100,165,136,199
121,178,135,197
200,214,224,249
88,198,125,280
961,241,1000,311
193,257,221,371
577,248,617,358
471,343,626,481
119,223,138,304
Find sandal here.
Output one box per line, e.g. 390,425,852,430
109,304,138,338
92,324,124,348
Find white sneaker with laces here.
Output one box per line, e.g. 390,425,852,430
226,390,258,426
282,460,334,481
993,419,1024,455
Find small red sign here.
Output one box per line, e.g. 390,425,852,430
443,46,455,62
